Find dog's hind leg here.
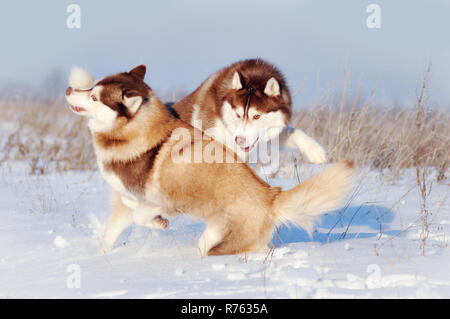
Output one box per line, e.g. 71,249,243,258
102,191,133,252
198,223,226,257
207,233,242,256
207,225,270,256
206,228,252,256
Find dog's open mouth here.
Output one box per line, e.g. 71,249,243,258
70,105,86,113
239,138,259,152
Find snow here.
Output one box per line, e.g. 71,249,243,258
0,162,449,298
53,235,69,249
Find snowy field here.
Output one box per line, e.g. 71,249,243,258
0,161,449,299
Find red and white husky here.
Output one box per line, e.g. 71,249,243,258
172,59,326,175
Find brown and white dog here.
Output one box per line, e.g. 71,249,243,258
65,65,355,256
172,59,327,175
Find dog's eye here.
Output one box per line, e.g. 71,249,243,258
236,113,241,119
91,95,97,101
253,114,261,120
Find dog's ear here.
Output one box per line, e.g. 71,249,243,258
230,71,242,90
123,90,143,114
264,77,280,97
129,65,146,81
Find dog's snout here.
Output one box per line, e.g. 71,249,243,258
66,87,73,96
235,136,246,146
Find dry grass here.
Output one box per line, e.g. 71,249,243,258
291,103,448,180
0,97,96,174
290,65,448,180
0,90,448,179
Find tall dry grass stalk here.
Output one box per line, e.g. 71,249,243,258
414,63,433,255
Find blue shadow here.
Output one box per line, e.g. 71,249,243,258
272,205,399,245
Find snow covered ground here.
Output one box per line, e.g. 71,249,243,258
0,162,449,298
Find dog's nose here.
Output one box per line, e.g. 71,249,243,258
235,136,246,146
66,87,73,96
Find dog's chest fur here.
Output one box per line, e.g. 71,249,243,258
98,144,164,200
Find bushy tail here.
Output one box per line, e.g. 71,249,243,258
69,66,95,89
272,160,356,234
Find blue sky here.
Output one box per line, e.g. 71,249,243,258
0,0,449,107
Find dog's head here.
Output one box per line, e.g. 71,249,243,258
65,65,151,132
219,62,292,153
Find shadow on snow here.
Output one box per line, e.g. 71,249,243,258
273,204,399,245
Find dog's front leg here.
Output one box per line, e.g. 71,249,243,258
102,191,133,252
280,125,326,164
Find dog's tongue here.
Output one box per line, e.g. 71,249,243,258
71,105,86,112
239,138,259,152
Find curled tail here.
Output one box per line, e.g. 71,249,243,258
272,160,356,234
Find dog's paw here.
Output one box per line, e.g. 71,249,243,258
148,215,169,230
303,141,327,164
